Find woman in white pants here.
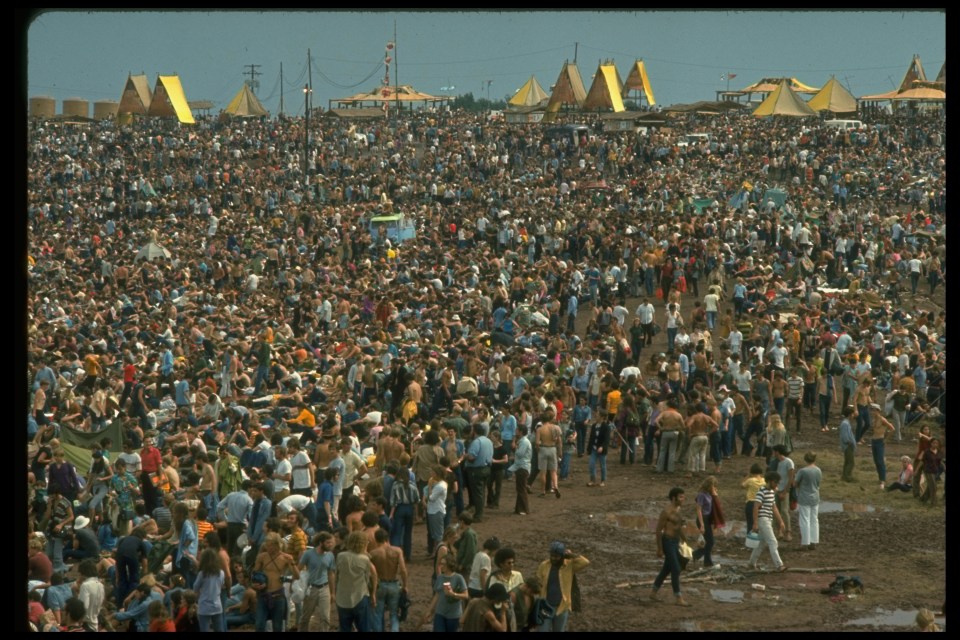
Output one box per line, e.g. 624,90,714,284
794,452,822,551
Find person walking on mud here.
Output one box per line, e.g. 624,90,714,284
650,487,692,607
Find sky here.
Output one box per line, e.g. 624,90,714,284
24,10,945,115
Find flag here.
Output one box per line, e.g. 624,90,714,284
720,74,726,81
728,73,737,79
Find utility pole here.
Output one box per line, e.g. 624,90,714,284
279,62,284,115
303,84,312,176
394,20,399,123
244,64,261,94
307,48,313,113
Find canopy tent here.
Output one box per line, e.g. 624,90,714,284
621,59,656,106
542,61,587,122
581,62,626,112
860,56,947,102
664,100,748,114
739,77,820,95
891,86,946,101
147,75,196,124
807,76,858,114
508,75,550,108
330,85,451,110
224,83,269,117
117,74,152,115
136,241,171,262
753,81,816,117
898,55,927,91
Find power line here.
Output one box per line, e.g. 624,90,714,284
313,62,384,90
577,44,944,74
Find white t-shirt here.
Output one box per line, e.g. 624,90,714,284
289,450,312,491
118,452,142,474
620,366,642,381
468,551,493,591
277,493,312,514
636,303,655,324
704,293,719,313
274,458,292,492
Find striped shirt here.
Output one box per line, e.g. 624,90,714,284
754,486,777,520
787,376,805,400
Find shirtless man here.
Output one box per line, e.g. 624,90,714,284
655,400,685,473
685,409,718,476
666,358,683,398
650,487,691,607
314,436,338,472
368,528,408,632
252,532,300,632
375,428,405,473
496,359,513,406
534,411,563,498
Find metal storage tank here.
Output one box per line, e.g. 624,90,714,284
62,97,90,118
94,100,119,120
30,95,56,118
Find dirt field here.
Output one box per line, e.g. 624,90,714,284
397,433,945,631
399,280,946,632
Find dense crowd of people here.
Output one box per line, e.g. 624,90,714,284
26,100,945,631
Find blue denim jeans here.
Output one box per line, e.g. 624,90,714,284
390,504,414,561
871,438,887,482
373,581,401,632
225,611,255,628
338,594,371,632
559,450,572,480
433,614,460,632
653,535,683,596
427,512,445,553
856,405,871,442
199,613,226,632
45,535,67,573
588,451,607,482
538,608,570,632
818,394,832,428
255,590,287,632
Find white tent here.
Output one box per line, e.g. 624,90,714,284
136,241,171,262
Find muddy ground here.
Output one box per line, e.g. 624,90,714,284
398,435,945,632
399,279,946,632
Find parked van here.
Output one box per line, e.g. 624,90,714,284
543,124,590,147
824,119,863,130
677,132,713,147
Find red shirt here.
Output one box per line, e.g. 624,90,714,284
124,364,137,384
149,620,177,632
140,446,163,474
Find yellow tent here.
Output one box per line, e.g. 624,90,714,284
224,83,269,117
117,73,152,115
622,59,656,106
897,55,927,92
753,81,816,117
740,77,819,95
582,62,625,112
543,61,587,122
508,75,550,107
148,75,196,124
861,56,941,102
807,76,858,114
